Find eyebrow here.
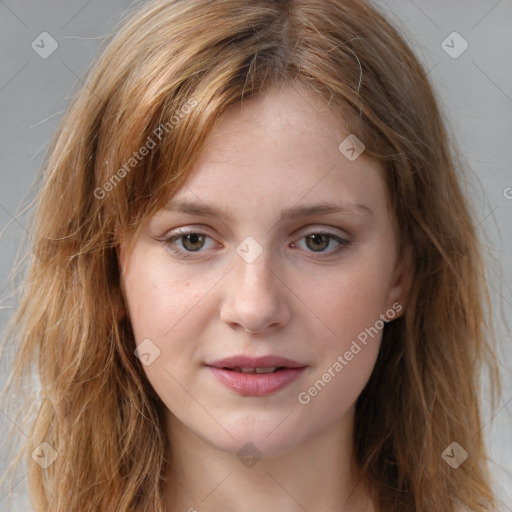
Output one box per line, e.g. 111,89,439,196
163,199,373,222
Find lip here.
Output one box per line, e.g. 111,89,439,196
207,355,305,369
205,355,307,397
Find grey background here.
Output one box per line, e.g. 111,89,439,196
0,0,511,510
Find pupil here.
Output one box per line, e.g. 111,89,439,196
183,233,204,251
307,234,328,251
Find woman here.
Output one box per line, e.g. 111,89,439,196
0,0,501,510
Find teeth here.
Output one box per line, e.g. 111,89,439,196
255,367,279,374
231,367,280,374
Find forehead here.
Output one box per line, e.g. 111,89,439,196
165,84,387,221
203,84,341,162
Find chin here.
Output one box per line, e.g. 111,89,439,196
215,432,301,460
200,414,310,459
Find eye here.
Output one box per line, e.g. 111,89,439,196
163,229,352,258
292,231,352,255
164,230,218,255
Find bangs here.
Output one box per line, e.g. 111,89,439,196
86,0,384,250
90,2,292,246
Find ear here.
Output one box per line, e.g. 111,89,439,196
384,244,414,320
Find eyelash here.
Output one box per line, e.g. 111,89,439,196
163,229,352,258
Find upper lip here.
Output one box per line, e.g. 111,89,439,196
206,355,306,369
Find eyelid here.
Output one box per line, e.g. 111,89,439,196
298,224,352,239
165,223,352,240
293,230,352,254
164,228,219,252
163,225,353,258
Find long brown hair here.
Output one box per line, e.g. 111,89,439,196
0,0,501,510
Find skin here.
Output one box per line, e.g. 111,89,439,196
118,82,412,512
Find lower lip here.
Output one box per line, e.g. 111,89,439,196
207,366,306,396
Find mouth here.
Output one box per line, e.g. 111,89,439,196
220,366,287,374
205,355,307,396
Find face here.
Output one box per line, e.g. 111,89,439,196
118,83,410,458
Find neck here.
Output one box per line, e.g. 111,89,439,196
163,407,374,512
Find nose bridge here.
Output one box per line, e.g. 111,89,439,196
233,235,278,297
220,235,290,332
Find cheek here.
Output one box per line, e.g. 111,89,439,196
123,246,204,338
296,343,378,438
121,249,212,380
290,253,390,415
299,257,390,353
294,265,386,427
121,260,209,416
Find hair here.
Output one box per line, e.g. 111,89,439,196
0,0,502,510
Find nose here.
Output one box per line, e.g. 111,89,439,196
219,244,291,334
